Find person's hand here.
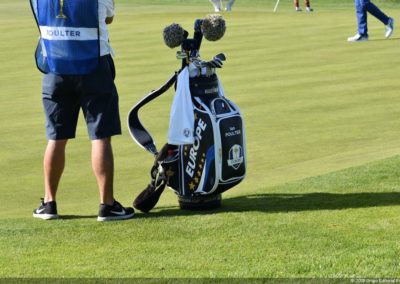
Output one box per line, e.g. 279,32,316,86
106,16,114,24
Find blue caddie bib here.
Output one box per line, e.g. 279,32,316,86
31,0,100,75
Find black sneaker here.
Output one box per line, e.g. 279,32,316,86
97,200,135,222
33,198,59,220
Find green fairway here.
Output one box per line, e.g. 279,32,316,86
1,0,400,278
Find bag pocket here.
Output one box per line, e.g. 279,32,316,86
217,114,246,183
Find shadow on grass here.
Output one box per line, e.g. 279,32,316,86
367,37,400,42
135,192,400,218
61,215,97,220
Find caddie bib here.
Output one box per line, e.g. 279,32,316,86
31,0,100,75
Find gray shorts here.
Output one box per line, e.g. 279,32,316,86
41,55,121,140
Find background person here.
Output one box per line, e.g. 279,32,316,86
31,0,134,221
348,0,394,42
294,0,313,12
209,0,235,12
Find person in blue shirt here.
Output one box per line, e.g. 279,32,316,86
31,0,134,221
348,0,394,42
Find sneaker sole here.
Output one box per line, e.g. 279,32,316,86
347,38,368,42
97,212,135,222
33,213,59,220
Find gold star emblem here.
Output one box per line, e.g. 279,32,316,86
166,168,175,177
189,182,196,190
194,176,199,184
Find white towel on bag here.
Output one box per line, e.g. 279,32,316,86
167,67,195,145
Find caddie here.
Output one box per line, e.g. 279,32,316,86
30,0,134,221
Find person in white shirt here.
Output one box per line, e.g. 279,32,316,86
294,0,313,12
31,0,134,221
209,0,235,12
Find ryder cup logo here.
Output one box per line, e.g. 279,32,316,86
227,144,244,170
183,128,191,138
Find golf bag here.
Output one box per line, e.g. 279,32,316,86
128,17,246,211
165,73,246,209
129,70,246,211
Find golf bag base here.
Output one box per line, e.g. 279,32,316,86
178,194,221,211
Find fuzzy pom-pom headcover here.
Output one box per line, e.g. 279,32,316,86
163,23,186,48
163,15,226,49
201,14,226,42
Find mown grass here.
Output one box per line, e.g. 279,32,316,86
0,0,399,278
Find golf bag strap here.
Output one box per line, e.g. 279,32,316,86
128,72,179,155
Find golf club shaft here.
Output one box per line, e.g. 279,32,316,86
273,0,280,12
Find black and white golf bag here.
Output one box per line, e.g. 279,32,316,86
128,17,246,211
165,73,246,209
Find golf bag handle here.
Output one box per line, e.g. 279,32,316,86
128,72,179,155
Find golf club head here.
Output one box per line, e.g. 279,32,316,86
133,183,166,213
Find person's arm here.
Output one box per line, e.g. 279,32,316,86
105,0,114,24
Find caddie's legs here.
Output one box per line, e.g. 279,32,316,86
44,139,67,202
91,137,115,206
364,0,390,25
355,0,368,36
